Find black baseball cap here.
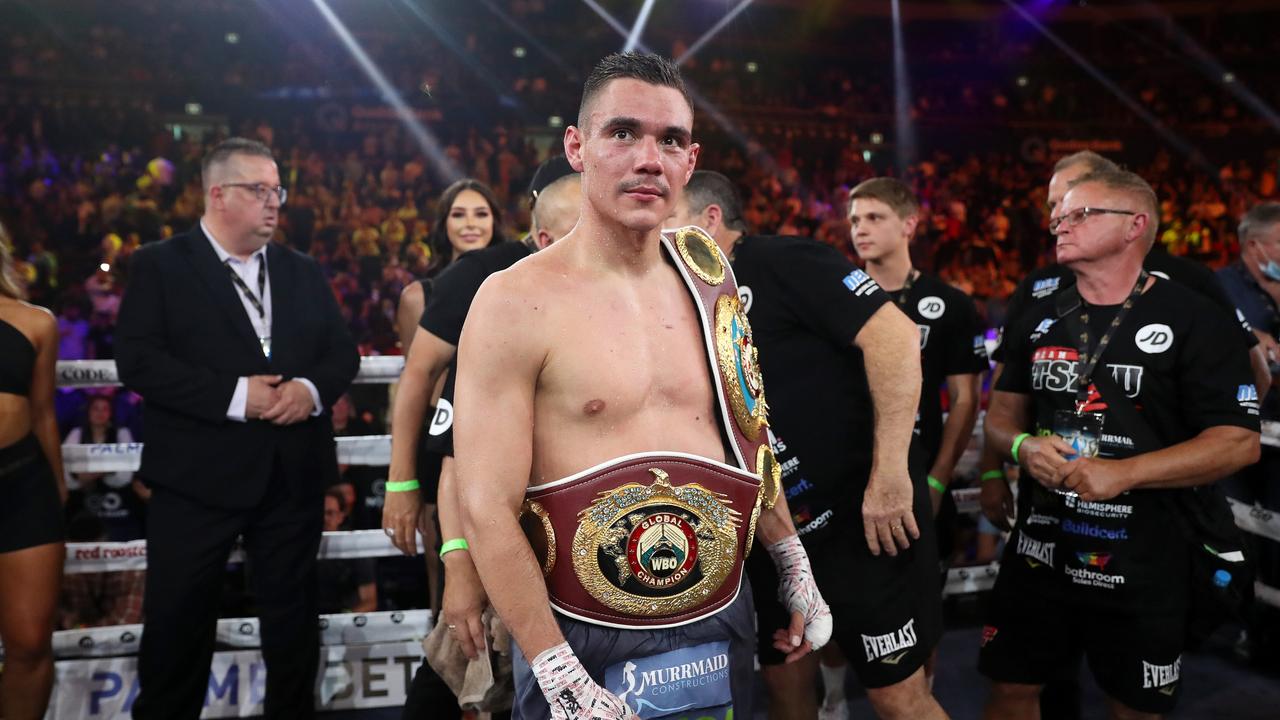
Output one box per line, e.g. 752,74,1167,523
528,156,576,204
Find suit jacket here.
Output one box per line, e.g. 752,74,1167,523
115,225,360,509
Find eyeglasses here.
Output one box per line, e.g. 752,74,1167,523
222,182,287,206
1049,207,1136,234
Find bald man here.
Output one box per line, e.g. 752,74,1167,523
397,171,581,720
384,170,581,556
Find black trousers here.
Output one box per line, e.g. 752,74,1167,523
133,455,323,720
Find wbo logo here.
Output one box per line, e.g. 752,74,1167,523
606,641,732,720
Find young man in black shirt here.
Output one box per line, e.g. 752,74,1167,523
849,178,989,515
668,170,948,720
981,169,1260,718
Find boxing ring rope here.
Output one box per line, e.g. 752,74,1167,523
36,360,1280,649
13,358,1280,717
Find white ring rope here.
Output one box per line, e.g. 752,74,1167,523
55,356,405,389
44,609,432,660
41,360,1280,619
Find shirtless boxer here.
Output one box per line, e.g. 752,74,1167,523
455,53,833,720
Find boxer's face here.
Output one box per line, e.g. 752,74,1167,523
567,79,699,233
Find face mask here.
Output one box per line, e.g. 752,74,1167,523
1257,244,1280,282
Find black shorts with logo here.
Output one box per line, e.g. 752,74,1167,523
511,580,756,720
978,518,1191,715
749,471,942,689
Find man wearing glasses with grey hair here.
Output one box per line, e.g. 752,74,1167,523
117,137,359,719
980,168,1260,719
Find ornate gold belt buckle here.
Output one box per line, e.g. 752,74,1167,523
572,469,741,617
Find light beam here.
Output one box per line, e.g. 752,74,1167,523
309,0,461,181
676,0,757,66
623,0,658,53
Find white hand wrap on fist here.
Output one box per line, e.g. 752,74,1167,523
766,534,833,650
532,642,635,720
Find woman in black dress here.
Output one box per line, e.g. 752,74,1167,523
0,222,66,719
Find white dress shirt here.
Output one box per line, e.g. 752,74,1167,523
202,221,322,421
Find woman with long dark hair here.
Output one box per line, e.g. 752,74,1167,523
0,221,66,719
387,178,506,619
395,179,508,346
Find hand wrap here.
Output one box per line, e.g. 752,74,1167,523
766,535,833,650
532,642,633,719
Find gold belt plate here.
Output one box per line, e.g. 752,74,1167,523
571,469,741,617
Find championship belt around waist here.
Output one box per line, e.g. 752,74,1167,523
522,452,765,629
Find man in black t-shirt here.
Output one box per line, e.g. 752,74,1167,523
668,171,947,720
980,150,1267,720
982,152,1267,533
849,178,989,514
981,169,1260,718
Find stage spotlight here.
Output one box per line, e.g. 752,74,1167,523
746,62,758,73
675,0,756,65
863,151,873,162
512,46,527,59
184,103,202,115
549,116,564,128
224,33,240,45
313,0,460,181
1000,0,1207,171
890,0,916,173
870,132,884,145
1016,75,1029,87
100,263,111,272
623,0,657,52
1223,72,1236,84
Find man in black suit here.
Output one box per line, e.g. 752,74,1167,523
116,137,360,719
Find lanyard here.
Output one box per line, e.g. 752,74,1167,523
225,257,267,320
1073,270,1147,413
893,268,918,309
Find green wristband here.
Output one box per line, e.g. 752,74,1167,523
386,479,420,493
980,469,1007,483
439,538,469,559
926,475,947,493
1010,433,1032,464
